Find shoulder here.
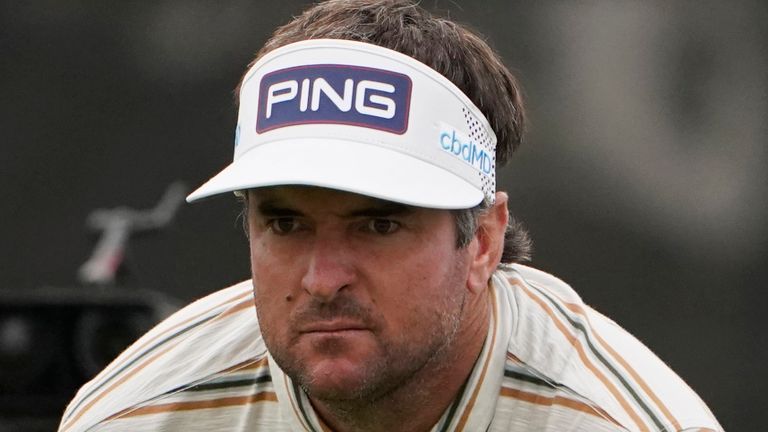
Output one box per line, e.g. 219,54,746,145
59,281,269,432
491,265,722,432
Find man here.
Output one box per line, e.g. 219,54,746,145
59,1,722,431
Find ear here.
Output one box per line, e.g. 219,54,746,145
466,192,509,294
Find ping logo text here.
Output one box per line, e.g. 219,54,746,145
256,65,411,134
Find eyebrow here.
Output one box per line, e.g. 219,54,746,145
255,201,303,217
344,202,414,218
255,199,414,218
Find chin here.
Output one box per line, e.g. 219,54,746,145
298,357,386,401
301,375,383,402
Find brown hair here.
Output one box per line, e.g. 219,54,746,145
238,0,531,263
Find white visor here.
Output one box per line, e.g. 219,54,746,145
187,39,497,209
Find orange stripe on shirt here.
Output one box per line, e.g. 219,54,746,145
510,279,650,432
560,299,681,431
61,297,255,432
220,295,255,318
219,356,269,374
110,392,278,419
499,386,622,427
84,289,252,397
61,340,184,431
454,286,499,431
284,374,315,432
590,321,682,431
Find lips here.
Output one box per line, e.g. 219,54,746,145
299,320,370,334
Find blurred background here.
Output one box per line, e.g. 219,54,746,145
1,0,765,430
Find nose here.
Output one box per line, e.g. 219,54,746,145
300,235,356,301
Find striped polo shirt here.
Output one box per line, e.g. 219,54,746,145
58,265,722,431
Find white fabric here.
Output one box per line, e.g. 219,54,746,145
187,39,497,208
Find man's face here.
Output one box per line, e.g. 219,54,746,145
247,186,474,402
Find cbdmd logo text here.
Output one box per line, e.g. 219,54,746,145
440,129,493,175
256,65,411,134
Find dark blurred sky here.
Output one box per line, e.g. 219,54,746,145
2,1,766,430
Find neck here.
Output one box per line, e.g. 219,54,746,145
310,291,491,432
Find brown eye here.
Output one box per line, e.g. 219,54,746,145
269,218,299,234
366,218,400,235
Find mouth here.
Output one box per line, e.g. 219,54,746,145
299,320,370,334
